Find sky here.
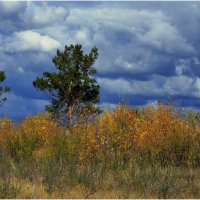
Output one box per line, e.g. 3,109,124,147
1,1,200,120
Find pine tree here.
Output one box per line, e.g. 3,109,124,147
33,44,100,125
0,71,10,106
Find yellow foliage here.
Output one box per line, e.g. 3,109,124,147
18,113,59,142
0,104,200,166
0,117,13,142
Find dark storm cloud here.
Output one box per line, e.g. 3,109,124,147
1,1,200,120
0,2,26,33
0,93,49,121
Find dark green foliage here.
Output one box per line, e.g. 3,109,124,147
196,112,200,120
33,44,100,125
0,71,10,106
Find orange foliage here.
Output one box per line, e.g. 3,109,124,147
0,104,200,166
18,113,59,142
0,117,13,142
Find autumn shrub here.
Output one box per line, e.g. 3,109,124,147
1,104,200,167
73,105,139,168
2,113,60,162
62,103,200,168
131,104,200,166
0,117,13,154
19,113,59,142
0,117,13,136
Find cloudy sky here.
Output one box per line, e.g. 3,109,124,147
1,1,200,120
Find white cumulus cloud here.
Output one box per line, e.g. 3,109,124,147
97,75,200,98
5,30,61,53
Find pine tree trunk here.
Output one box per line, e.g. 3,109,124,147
68,104,73,125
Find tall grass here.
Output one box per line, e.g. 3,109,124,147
1,103,200,198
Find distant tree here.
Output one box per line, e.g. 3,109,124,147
195,112,200,120
33,44,100,125
0,71,10,106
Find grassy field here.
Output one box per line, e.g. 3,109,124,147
1,103,200,198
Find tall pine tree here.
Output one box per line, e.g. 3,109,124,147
33,44,100,125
